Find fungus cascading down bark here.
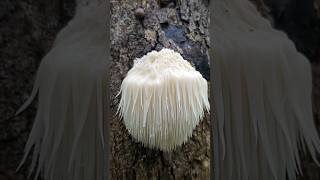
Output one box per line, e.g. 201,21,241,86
210,0,320,179
117,48,210,152
16,0,109,180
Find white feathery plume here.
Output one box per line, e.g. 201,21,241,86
211,0,320,179
117,48,210,151
16,0,108,180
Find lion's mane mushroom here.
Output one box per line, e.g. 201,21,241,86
117,48,210,151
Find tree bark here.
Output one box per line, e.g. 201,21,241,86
2,0,320,179
109,0,211,179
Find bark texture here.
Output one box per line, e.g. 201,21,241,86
1,0,320,180
110,0,211,179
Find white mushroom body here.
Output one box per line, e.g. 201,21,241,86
118,48,210,151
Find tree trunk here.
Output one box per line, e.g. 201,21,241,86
2,0,320,179
109,0,211,179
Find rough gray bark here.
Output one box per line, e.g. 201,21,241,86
1,0,320,179
110,0,211,179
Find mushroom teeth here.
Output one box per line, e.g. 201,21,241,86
117,48,210,151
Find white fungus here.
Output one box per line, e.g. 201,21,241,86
117,48,210,151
